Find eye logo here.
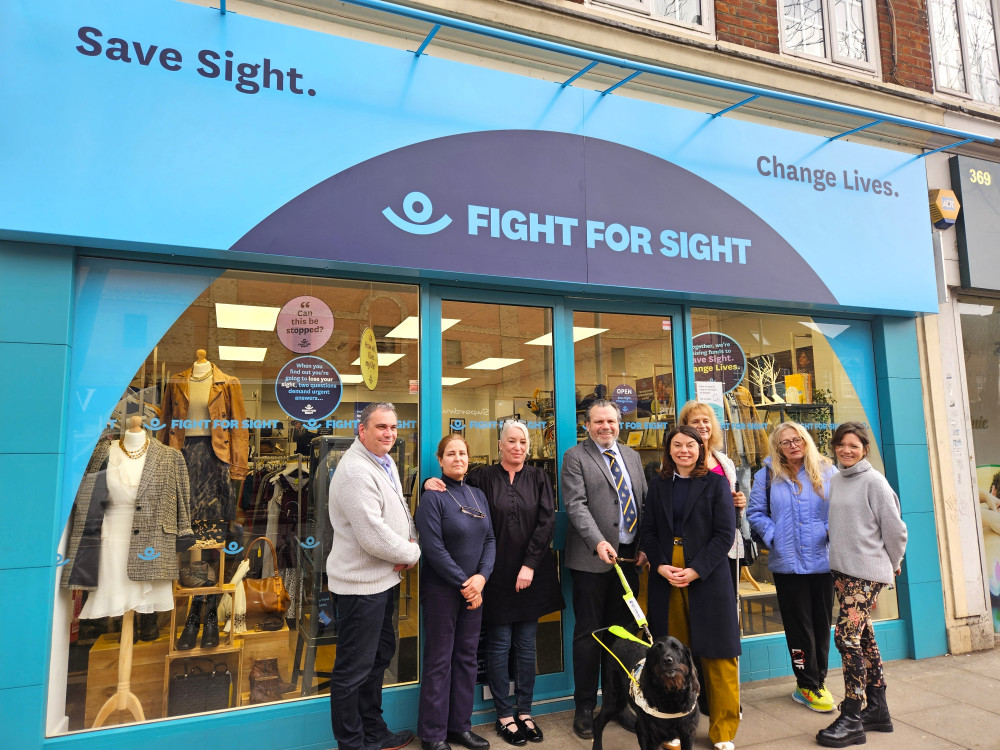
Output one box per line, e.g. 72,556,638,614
450,418,465,431
225,541,245,555
56,553,70,568
300,536,320,550
383,191,452,235
305,420,320,430
136,547,161,561
147,418,164,431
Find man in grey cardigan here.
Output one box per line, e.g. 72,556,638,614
561,400,648,738
328,403,421,750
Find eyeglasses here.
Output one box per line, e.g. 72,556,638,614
458,506,486,519
779,437,806,448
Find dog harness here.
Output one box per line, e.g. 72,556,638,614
628,658,699,720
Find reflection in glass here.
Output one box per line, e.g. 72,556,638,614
931,0,968,92
784,0,827,58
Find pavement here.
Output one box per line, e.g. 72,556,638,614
470,648,1000,749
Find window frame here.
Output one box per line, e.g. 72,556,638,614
777,0,881,74
589,0,716,36
928,0,1000,104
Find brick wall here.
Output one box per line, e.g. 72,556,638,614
716,0,780,53
875,0,934,91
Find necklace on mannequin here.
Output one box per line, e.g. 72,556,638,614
119,436,150,460
189,370,212,382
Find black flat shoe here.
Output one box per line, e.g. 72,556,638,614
515,718,543,743
447,731,489,749
572,708,593,740
421,742,451,750
495,720,526,747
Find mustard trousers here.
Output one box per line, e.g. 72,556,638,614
667,543,740,745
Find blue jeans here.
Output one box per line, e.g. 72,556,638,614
486,620,538,719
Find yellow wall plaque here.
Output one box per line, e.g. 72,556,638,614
360,327,379,390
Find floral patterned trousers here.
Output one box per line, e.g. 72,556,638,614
832,571,886,700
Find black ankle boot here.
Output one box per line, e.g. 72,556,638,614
816,698,866,747
137,612,160,642
201,594,220,649
860,685,892,732
176,596,203,651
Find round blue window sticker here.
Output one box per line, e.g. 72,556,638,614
612,383,638,415
276,356,343,421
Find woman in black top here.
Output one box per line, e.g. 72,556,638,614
415,434,496,750
425,421,563,746
640,425,741,750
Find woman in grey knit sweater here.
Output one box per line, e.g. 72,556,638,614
817,423,907,749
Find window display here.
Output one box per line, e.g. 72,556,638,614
55,263,420,731
690,309,899,634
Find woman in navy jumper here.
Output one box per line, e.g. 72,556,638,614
415,434,496,750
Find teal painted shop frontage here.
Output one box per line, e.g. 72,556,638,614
1,1,945,748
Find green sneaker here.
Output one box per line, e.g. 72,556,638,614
793,686,836,712
817,685,836,707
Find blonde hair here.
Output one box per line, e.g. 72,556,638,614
678,400,723,451
768,421,831,497
499,419,530,453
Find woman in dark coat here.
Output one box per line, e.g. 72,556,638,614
640,425,740,750
425,420,563,745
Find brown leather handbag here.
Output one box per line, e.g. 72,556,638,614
242,537,291,616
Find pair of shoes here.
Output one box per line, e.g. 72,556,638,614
495,719,526,747
816,698,865,747
382,730,415,750
515,717,543,743
447,731,489,749
860,685,893,732
793,686,836,713
616,705,637,734
421,742,451,750
571,708,593,740
713,742,736,750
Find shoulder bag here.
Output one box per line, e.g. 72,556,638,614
242,536,291,616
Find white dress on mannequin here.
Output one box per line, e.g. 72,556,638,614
79,440,174,619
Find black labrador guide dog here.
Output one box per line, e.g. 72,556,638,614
592,634,700,750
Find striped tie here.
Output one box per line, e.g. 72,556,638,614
604,450,637,533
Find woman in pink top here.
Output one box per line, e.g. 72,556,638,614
679,401,747,594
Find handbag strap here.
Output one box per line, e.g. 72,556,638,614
243,535,279,569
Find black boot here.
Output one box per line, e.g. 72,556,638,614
201,594,220,648
816,698,866,747
137,612,160,642
176,596,203,651
860,685,892,733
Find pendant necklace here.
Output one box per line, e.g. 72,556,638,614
119,436,150,460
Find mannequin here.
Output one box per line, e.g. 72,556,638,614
159,350,249,649
76,417,174,627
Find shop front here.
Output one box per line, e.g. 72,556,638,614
1,1,946,748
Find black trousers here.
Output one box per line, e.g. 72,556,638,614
418,581,482,741
772,572,834,691
570,546,640,710
330,587,398,750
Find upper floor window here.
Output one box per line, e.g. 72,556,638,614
780,0,879,72
930,0,1000,104
592,0,710,32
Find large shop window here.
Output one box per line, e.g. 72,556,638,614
690,309,899,635
438,300,564,675
54,262,420,733
959,300,1000,632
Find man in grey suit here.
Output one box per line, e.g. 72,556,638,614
562,399,648,739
